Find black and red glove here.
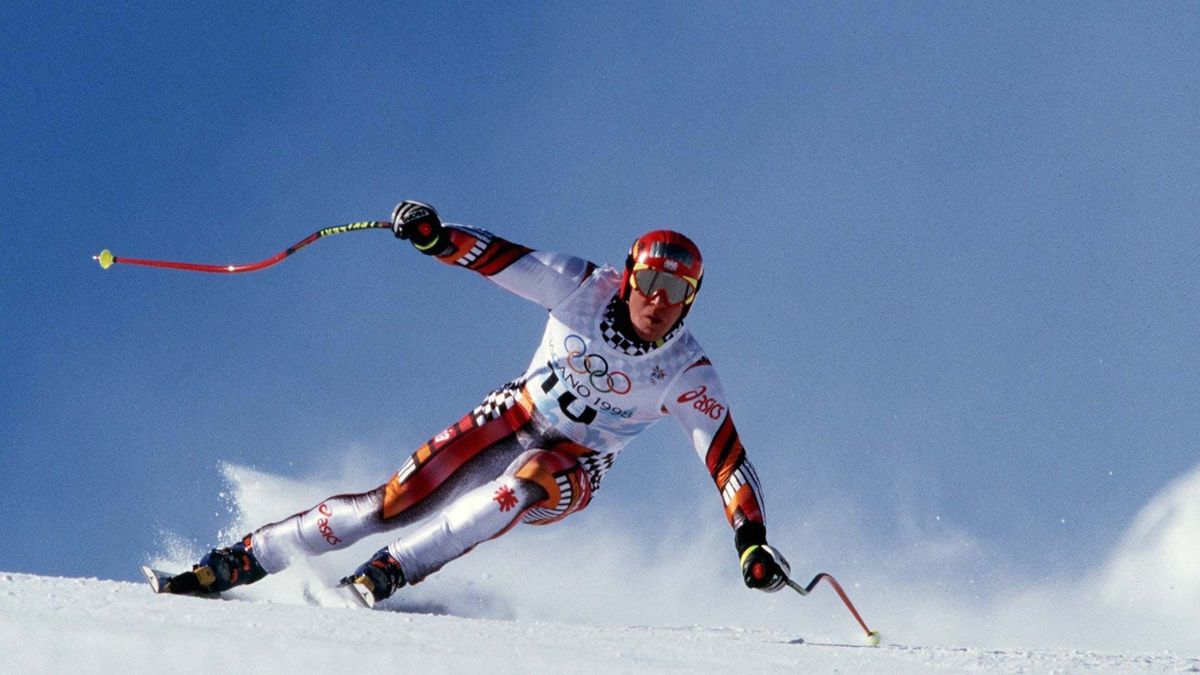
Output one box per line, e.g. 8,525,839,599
735,522,790,592
391,200,449,255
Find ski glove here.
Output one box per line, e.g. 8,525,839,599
392,200,449,255
740,544,790,592
735,522,790,592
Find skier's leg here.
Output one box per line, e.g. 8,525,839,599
195,393,536,591
377,392,541,525
386,470,546,583
182,489,389,594
510,445,594,527
243,487,389,573
347,447,592,602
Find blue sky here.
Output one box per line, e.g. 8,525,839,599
2,2,1197,594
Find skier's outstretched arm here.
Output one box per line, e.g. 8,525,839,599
391,200,595,309
663,357,791,592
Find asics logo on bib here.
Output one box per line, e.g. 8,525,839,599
564,334,631,395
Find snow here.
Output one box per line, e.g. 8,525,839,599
2,572,1196,674
1097,463,1200,616
4,460,1197,673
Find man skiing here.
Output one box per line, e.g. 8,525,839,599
159,200,791,606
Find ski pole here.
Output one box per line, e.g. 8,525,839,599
787,572,880,644
93,220,393,274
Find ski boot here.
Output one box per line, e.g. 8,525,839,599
149,536,268,596
340,547,405,608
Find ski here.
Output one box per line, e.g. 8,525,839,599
141,566,173,593
140,565,218,598
339,576,377,609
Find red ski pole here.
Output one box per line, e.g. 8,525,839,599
787,573,881,645
94,220,393,274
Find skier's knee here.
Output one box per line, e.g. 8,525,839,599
509,450,592,525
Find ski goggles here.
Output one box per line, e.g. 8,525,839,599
630,266,699,306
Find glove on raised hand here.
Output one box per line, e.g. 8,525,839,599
391,200,449,255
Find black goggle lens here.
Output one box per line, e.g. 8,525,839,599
632,269,695,305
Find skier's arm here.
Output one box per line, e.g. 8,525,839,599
392,200,595,309
664,358,789,591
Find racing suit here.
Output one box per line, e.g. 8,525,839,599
247,225,766,583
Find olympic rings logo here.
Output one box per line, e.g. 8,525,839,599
563,334,632,395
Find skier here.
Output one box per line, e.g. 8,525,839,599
162,200,791,605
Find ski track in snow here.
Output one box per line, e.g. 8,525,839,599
1,572,1196,674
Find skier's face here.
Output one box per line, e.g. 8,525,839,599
627,284,685,341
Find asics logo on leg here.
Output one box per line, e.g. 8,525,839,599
316,502,342,546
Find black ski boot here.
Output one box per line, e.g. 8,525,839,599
160,535,268,595
341,547,405,608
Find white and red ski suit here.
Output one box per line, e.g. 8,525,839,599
248,225,767,583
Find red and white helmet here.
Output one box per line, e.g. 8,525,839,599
619,230,704,316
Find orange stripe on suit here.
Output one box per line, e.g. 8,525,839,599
724,483,764,525
704,415,737,480
471,239,533,276
383,402,532,519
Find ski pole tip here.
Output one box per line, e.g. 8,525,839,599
865,630,881,646
95,249,114,270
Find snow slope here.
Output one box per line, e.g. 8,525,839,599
1097,463,1200,619
5,461,1197,673
1,572,1195,674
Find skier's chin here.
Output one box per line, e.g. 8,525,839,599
633,314,668,341
626,290,682,342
